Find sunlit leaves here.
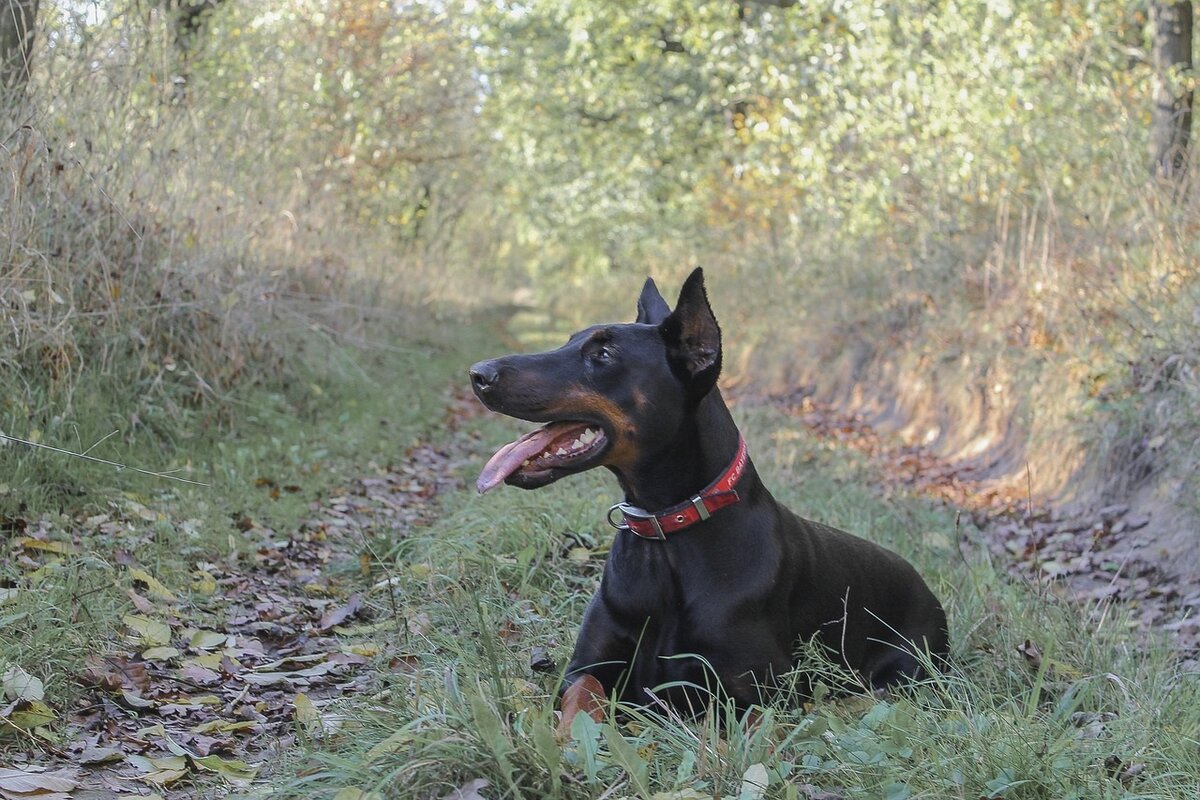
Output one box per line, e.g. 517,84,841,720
123,614,172,648
0,663,55,739
477,0,1136,269
184,0,486,238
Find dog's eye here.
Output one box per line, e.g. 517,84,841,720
590,345,615,364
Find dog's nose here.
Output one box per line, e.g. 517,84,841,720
469,361,500,395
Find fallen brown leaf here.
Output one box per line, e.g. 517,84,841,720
441,778,490,800
0,766,78,795
1017,639,1043,670
319,593,364,630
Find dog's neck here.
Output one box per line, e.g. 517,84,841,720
616,391,745,512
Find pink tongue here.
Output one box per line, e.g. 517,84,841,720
476,422,583,494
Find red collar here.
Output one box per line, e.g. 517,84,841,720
606,435,749,540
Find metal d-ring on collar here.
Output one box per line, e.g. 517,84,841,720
607,501,666,540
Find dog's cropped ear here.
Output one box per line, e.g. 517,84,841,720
635,277,672,325
660,267,721,397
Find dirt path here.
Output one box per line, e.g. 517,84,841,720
3,394,478,798
8,380,1196,797
759,390,1200,661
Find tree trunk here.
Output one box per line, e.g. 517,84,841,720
0,0,38,96
1149,1,1194,183
0,0,37,97
168,0,223,102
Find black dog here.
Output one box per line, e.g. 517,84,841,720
470,269,948,730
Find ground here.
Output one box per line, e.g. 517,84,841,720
760,391,1200,659
1,314,1197,799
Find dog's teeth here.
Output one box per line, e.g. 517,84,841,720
556,447,568,456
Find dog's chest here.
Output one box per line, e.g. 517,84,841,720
600,535,745,637
601,542,752,703
600,539,680,620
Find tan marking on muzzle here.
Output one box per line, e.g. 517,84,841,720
546,389,640,469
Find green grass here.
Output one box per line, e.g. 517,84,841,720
0,306,488,716
243,377,1200,800
4,290,1198,799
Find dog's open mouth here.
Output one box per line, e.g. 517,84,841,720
477,421,609,493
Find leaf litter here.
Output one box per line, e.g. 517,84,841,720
0,404,473,797
6,377,1188,795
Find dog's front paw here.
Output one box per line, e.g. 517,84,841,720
557,674,607,739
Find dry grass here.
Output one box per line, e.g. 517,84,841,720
0,4,511,494
702,166,1200,527
518,190,1200,572
0,6,507,510
530,146,1200,533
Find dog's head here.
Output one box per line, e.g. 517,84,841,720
470,267,722,492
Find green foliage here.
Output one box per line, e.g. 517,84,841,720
0,1,496,511
478,0,1140,272
186,0,486,237
9,1,1194,515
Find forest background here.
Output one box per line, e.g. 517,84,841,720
3,2,1200,798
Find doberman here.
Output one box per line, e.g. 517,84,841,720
469,268,949,732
